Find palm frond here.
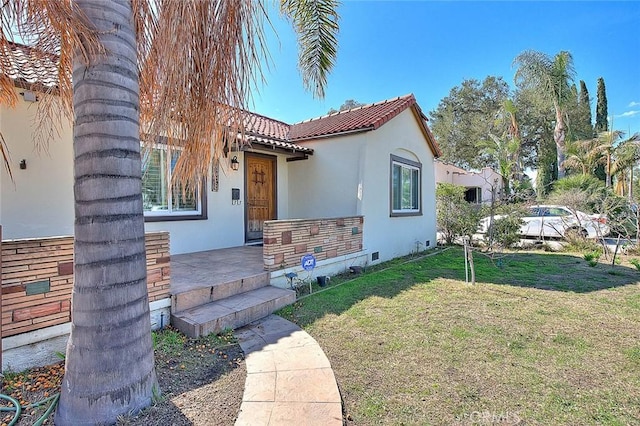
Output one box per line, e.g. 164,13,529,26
281,0,339,99
513,50,553,93
551,51,575,104
0,0,102,174
513,49,575,108
0,131,12,181
137,0,271,189
1,0,340,187
611,133,640,175
561,154,585,174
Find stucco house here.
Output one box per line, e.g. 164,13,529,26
434,160,504,204
0,42,441,369
1,42,441,262
3,92,440,257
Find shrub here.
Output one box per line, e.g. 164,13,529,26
583,250,602,262
563,232,602,253
436,183,483,244
551,174,604,194
482,204,527,250
489,215,524,249
629,258,640,271
583,249,602,267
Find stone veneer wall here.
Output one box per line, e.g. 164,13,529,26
1,231,170,338
263,216,364,271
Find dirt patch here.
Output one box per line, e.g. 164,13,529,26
123,340,245,426
1,329,246,426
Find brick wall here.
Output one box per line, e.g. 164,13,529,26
1,232,170,338
144,232,171,302
263,216,364,271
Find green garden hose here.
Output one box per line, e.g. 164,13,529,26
0,392,59,426
0,393,21,426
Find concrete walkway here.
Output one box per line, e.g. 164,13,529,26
234,315,343,426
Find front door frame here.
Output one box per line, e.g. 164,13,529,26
244,152,278,243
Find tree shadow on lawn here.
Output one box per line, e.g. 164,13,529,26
467,248,640,293
278,247,640,327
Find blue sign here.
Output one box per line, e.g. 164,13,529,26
301,254,316,271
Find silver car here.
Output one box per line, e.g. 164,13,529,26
479,205,610,239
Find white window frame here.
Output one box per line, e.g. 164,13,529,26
390,154,422,217
464,187,482,204
141,144,206,221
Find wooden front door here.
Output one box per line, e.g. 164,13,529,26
245,154,276,241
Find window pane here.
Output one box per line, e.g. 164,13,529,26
142,147,199,215
142,149,169,211
392,164,402,210
170,152,198,212
391,159,420,213
172,182,198,211
411,168,419,209
402,167,412,209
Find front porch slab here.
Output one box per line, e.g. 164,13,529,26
169,246,295,338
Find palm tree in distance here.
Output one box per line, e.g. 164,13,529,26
563,137,603,176
0,0,340,424
563,130,640,189
513,50,575,179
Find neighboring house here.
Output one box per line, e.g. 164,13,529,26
434,160,503,204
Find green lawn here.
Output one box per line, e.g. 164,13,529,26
277,247,640,425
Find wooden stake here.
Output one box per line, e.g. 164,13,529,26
468,244,476,285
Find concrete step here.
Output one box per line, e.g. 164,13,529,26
171,286,296,338
172,271,270,313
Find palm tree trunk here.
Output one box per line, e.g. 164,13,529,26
56,1,158,424
502,175,510,198
606,151,612,187
629,167,634,201
554,106,567,179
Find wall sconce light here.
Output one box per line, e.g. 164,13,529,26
230,156,240,171
19,159,27,170
21,91,37,103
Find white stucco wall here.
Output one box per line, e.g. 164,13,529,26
360,109,437,262
288,137,364,218
275,154,291,219
289,108,438,264
0,91,75,239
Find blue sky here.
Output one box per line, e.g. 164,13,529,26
251,1,640,136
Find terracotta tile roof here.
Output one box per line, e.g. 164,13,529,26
241,132,313,154
1,42,59,89
289,94,417,140
287,94,441,156
241,111,312,154
244,111,290,140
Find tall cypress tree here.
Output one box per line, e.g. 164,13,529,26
578,80,594,138
595,77,608,132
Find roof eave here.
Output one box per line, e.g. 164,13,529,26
410,105,442,158
289,126,374,143
239,138,314,158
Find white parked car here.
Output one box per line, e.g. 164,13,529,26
479,205,610,239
